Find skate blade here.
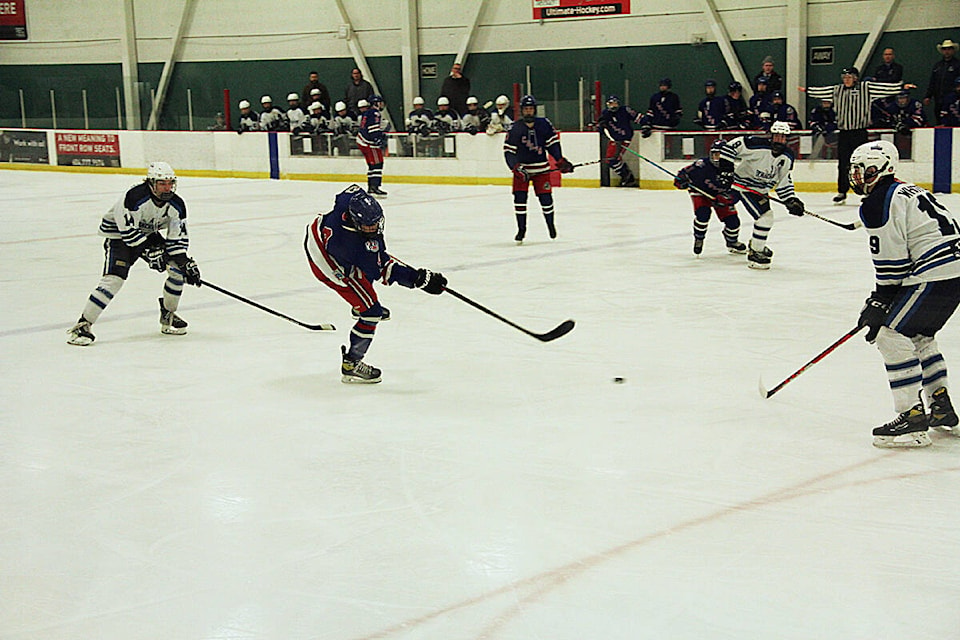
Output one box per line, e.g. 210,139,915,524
341,375,382,384
67,336,94,346
872,431,932,448
747,262,771,270
161,326,188,335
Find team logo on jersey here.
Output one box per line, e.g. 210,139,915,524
365,239,380,252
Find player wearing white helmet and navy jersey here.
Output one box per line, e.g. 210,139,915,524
716,120,805,269
850,139,960,447
503,95,574,243
67,162,201,346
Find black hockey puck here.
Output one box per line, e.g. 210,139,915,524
613,377,625,384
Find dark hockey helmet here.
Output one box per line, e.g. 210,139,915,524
520,95,538,108
708,140,732,171
771,90,784,101
704,79,717,87
520,94,538,122
368,94,384,107
841,66,859,77
348,190,385,238
897,89,911,106
605,95,621,109
658,78,672,88
728,81,742,93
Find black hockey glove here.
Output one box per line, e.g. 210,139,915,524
557,157,575,174
514,166,531,181
784,197,805,217
673,173,691,190
640,126,652,138
173,255,202,287
143,246,167,272
858,296,891,343
414,269,447,295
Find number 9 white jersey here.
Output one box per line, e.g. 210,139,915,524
861,179,960,289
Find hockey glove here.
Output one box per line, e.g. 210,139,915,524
414,269,447,295
858,296,891,343
716,190,740,207
640,126,652,139
673,173,691,190
173,255,202,287
514,166,531,182
142,246,167,272
557,157,575,174
784,197,805,217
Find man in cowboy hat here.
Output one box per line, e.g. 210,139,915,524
925,38,959,124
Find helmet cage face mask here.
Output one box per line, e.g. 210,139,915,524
146,162,177,201
849,142,897,195
348,192,385,238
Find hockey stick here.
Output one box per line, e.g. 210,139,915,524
759,326,864,399
443,286,575,342
200,280,336,331
603,130,719,200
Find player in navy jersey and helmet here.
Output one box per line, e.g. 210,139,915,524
674,140,746,256
638,78,682,138
874,89,928,134
503,95,574,243
716,120,805,269
850,140,960,447
67,162,201,346
303,185,447,383
597,95,640,187
694,80,726,131
721,81,751,130
357,95,388,197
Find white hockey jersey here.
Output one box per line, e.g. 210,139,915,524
718,135,796,201
860,179,960,289
99,182,189,258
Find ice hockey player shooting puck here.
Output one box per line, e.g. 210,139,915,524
613,377,625,384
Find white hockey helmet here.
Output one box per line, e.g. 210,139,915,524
495,95,509,105
146,161,176,201
287,92,299,102
308,102,323,112
849,140,898,195
357,99,369,109
413,96,425,105
334,101,347,112
310,88,321,96
466,96,478,105
260,95,272,104
437,96,450,106
769,120,792,136
238,99,251,109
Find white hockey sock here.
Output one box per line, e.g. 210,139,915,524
81,274,124,324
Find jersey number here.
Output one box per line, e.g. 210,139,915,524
870,193,958,254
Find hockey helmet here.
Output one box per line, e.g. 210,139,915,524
437,96,450,106
334,101,347,113
347,190,385,238
496,95,510,105
238,99,251,110
704,79,717,88
771,90,784,102
413,96,425,105
708,140,732,171
605,95,621,109
287,92,299,102
260,95,273,105
841,66,860,77
368,94,383,107
520,95,538,108
466,96,479,105
756,76,769,86
357,99,369,109
897,89,911,106
769,120,792,136
658,78,672,88
728,81,743,93
849,140,898,195
146,161,177,201
769,120,791,156
308,102,323,112
311,88,321,96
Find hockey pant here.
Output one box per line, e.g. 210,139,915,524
81,238,186,324
360,144,384,190
605,140,635,180
512,172,554,233
837,129,868,195
690,194,740,246
875,278,960,412
737,190,774,253
305,237,383,362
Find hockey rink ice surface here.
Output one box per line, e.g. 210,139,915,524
3,170,960,640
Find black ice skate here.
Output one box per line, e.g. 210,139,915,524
619,173,638,188
352,306,391,322
872,403,931,448
368,186,388,198
747,246,773,270
693,237,704,255
341,345,382,384
546,220,557,239
159,298,188,335
928,387,959,430
514,228,526,245
726,241,747,254
66,317,95,346
833,193,847,204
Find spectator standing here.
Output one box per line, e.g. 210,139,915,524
940,78,960,126
752,56,783,93
302,71,331,118
345,68,374,114
440,62,471,115
803,66,904,203
924,39,960,125
873,48,904,83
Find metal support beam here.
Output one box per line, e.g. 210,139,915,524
146,0,196,131
334,0,396,126
854,0,903,76
119,0,141,130
698,0,752,100
786,0,807,121
454,0,487,70
400,0,420,114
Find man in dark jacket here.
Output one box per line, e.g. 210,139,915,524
345,68,374,114
440,62,471,115
301,71,331,118
924,39,960,125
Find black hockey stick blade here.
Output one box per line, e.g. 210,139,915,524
444,286,575,342
201,280,336,331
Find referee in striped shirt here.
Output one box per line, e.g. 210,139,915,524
803,67,904,203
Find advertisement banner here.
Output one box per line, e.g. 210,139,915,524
533,0,629,20
56,132,121,167
0,130,49,164
0,0,27,40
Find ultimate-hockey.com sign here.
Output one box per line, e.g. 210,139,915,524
533,0,630,20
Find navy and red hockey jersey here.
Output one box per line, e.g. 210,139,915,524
503,118,563,175
598,105,641,142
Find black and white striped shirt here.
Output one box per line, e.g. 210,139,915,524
806,81,902,130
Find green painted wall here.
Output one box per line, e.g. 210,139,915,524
0,27,952,131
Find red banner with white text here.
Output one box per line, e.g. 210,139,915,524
0,0,27,39
533,0,630,20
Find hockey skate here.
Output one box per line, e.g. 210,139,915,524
872,403,931,448
726,241,747,254
368,186,388,198
352,306,391,322
66,317,95,346
619,174,638,188
159,298,188,335
546,221,557,239
833,193,847,204
514,228,525,245
928,387,959,430
747,246,773,270
341,345,381,384
693,237,704,255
